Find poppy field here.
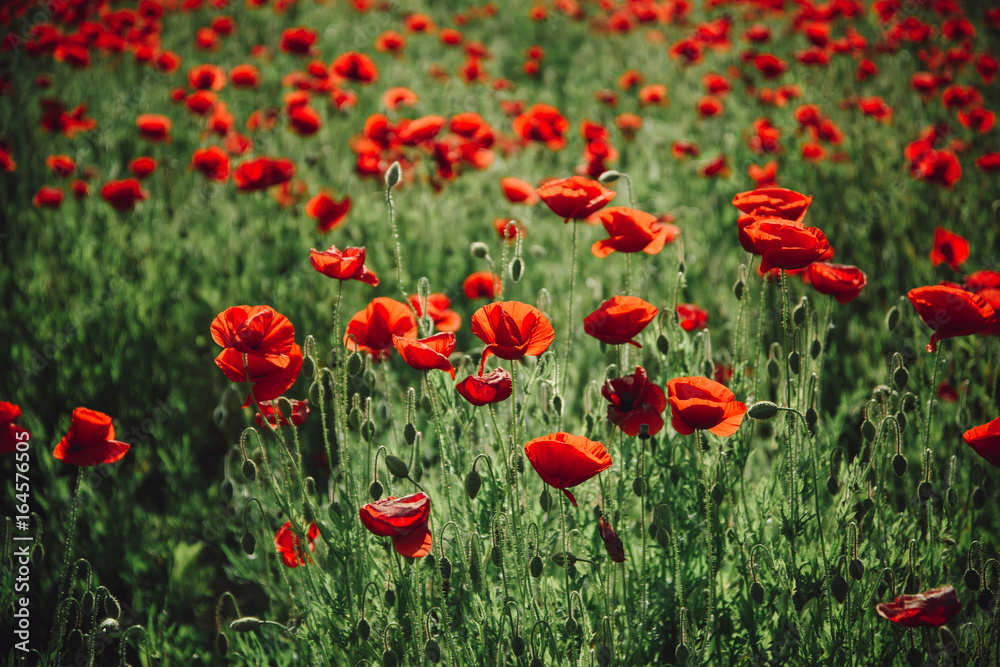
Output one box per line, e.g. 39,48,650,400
3,0,1000,664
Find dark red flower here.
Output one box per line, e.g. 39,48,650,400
393,333,456,378
33,185,64,209
598,517,625,563
288,105,321,136
602,366,667,437
804,262,867,303
584,296,657,347
524,432,612,507
191,146,229,181
409,293,461,332
309,246,379,286
456,367,513,406
501,177,539,205
280,27,317,56
666,376,746,437
592,206,676,257
45,154,75,178
230,64,260,87
676,303,709,331
876,586,962,628
136,113,171,142
332,51,378,83
359,492,433,558
233,157,295,191
930,227,969,271
537,176,616,222
471,301,555,372
188,64,226,90
52,408,130,466
906,285,996,352
274,521,319,567
345,297,418,359
1,402,30,455
306,192,351,232
741,219,831,272
128,156,156,179
463,271,501,299
255,398,310,428
100,179,148,211
512,104,570,150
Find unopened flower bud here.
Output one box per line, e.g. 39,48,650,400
597,644,612,667
384,587,395,608
242,459,257,482
385,161,401,188
347,351,363,376
552,395,563,414
361,419,375,442
512,635,526,656
656,333,670,356
748,401,779,420
632,477,645,497
357,618,371,640
599,517,626,563
490,544,502,567
470,242,490,258
675,644,689,665
424,638,441,663
530,554,543,578
733,276,745,300
221,479,234,501
805,407,818,433
385,454,409,479
656,527,670,550
230,617,264,632
849,558,864,580
241,532,256,555
826,476,840,495
750,581,765,605
711,483,726,505
369,480,383,501
893,366,909,390
792,298,807,327
918,481,932,500
215,631,230,656
861,420,876,442
105,595,120,620
788,350,800,375
767,357,781,379
99,618,120,637
973,487,986,509
551,551,577,567
348,406,362,430
464,468,482,499
885,306,900,332
964,568,981,591
539,488,552,511
892,454,907,477
598,170,621,183
509,257,523,282
382,649,398,667
810,338,822,359
404,422,417,445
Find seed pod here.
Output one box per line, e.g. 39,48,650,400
656,333,670,356
382,649,397,667
347,352,363,376
509,257,523,282
656,527,670,550
242,459,257,482
539,488,553,511
748,401,779,420
241,532,256,555
404,422,417,445
530,554,543,578
384,587,395,608
424,638,441,663
788,351,800,375
849,558,865,581
470,241,490,258
385,455,409,479
964,568,981,591
750,581,765,605
861,420,876,442
632,477,645,497
810,338,822,359
826,476,840,495
711,484,726,505
885,306,900,331
893,366,909,391
215,631,230,656
369,480,383,501
361,419,375,442
831,574,849,604
230,617,264,632
490,544,502,567
357,618,371,640
385,161,401,187
973,487,986,509
464,468,482,500
552,552,577,567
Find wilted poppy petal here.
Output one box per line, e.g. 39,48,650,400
876,586,961,628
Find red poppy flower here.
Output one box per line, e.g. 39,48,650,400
393,333,456,378
583,296,657,347
1,402,30,455
136,114,171,142
804,262,867,303
359,492,433,558
912,149,962,189
274,521,319,567
524,432,612,507
754,53,788,78
602,366,667,437
254,398,309,428
697,95,724,117
666,376,746,437
52,408,130,466
512,104,570,150
230,64,260,88
748,161,779,188
906,285,996,352
332,51,378,83
33,185,64,209
375,30,406,54
676,303,709,331
128,156,156,179
100,179,148,211
233,157,295,191
672,140,700,159
345,297,418,360
45,154,75,178
962,416,1000,468
500,177,539,205
309,246,379,286
187,64,226,91
463,271,501,299
304,191,351,232
591,206,675,258
537,176,616,222
493,218,528,244
383,86,417,111
409,293,461,332
698,154,730,178
876,586,962,628
639,84,669,106
930,227,969,271
191,146,229,181
456,367,513,406
288,105,321,136
211,305,303,406
741,219,830,272
471,301,554,372
280,27,317,55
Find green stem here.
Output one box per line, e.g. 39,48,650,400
48,467,85,660
923,345,942,453
560,222,580,398
384,178,412,311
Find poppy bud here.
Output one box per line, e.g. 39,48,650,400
530,658,544,667
539,488,553,511
490,544,502,567
357,618,371,640
918,481,932,500
675,644,689,665
349,406,362,430
552,395,563,414
597,644,612,667
385,161,401,188
901,394,917,412
230,617,264,632
964,568,981,591
215,631,230,656
362,419,376,442
861,420,876,442
564,617,578,637
385,454,409,479
885,306,900,332
788,351,800,375
105,595,120,620
892,454,907,477
906,648,922,667
470,242,490,258
221,479,234,501
328,501,342,521
509,257,523,282
702,360,714,378
420,393,433,412
242,459,257,482
382,649,398,667
425,638,441,663
831,574,849,604
656,527,670,550
347,351,363,376
512,635,526,656
767,357,780,379
99,618,120,638
711,483,726,505
530,554,544,578
893,366,909,391
849,558,864,580
733,276,745,300
241,532,256,555
827,476,839,495
656,333,670,355
792,299,807,327
810,338,822,359
750,581,765,604
552,551,577,567
632,477,645,496
369,480,383,501
598,170,621,183
748,401,779,420
805,407,818,433
973,487,985,509
404,422,417,445
978,588,994,611
384,587,395,608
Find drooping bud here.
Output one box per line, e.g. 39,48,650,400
439,556,452,580
230,617,264,632
384,587,395,608
906,648,922,667
792,298,808,327
98,618,120,638
711,483,726,505
242,459,257,482
655,527,670,550
599,517,626,563
347,351,363,376
810,338,822,359
973,487,986,509
464,467,482,499
831,574,848,604
385,454,409,479
241,532,256,555
361,419,375,442
512,635,526,656
598,170,621,183
385,161,401,188
767,357,781,379
632,477,645,497
675,644,689,665
885,306,900,331
861,420,876,442
551,551,577,567
892,454,907,477
964,568,981,591
348,406,362,430
357,618,371,640
893,366,909,391
509,257,523,282
918,481,932,501
748,401,779,420
424,638,441,663
470,242,490,259
552,395,563,414
404,422,417,446
656,333,670,356
788,350,800,375
539,488,553,511
848,558,865,581
596,644,612,667
215,631,230,656
221,479,234,501
805,407,818,433
826,476,840,495
530,554,543,578
369,480,383,501
382,649,398,667
750,581,765,605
